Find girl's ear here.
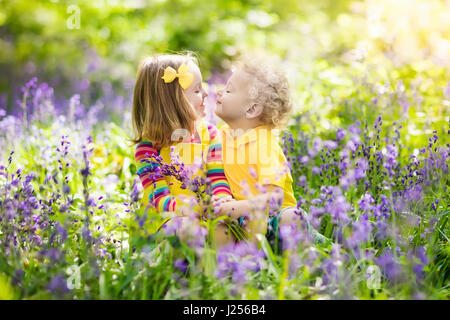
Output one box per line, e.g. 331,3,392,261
245,103,263,119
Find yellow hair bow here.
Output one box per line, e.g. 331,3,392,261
161,62,194,89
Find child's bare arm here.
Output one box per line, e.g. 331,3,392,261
216,185,284,221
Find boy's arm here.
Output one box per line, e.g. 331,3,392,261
205,123,232,198
217,185,284,220
135,141,180,213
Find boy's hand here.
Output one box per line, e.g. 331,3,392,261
215,200,251,222
213,200,237,220
211,195,234,207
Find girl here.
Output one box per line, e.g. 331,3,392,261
131,53,233,242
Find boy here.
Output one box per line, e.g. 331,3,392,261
212,55,328,248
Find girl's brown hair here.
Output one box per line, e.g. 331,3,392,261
130,54,198,147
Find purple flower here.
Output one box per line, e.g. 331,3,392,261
384,143,398,171
186,224,208,248
374,220,388,241
62,184,71,194
325,195,351,225
81,227,92,243
174,258,188,273
431,200,438,212
21,77,38,95
375,250,401,280
12,269,24,286
320,244,343,285
340,169,355,190
400,98,410,112
358,192,375,212
231,263,246,283
374,115,382,129
162,217,182,236
413,264,425,281
80,167,91,178
355,158,368,180
378,195,391,218
309,205,325,229
413,292,426,300
52,222,68,242
349,124,361,136
297,175,307,188
336,128,346,141
86,197,96,208
416,246,429,265
279,224,303,251
47,275,70,295
323,140,338,150
39,248,64,264
344,216,372,252
215,242,265,284
299,155,309,164
130,181,140,203
308,137,323,157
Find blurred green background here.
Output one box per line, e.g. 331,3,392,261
0,0,449,140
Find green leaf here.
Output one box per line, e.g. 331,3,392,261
129,163,136,176
256,234,280,277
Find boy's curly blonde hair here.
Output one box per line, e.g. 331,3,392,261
235,53,293,128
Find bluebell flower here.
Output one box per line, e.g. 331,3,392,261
336,128,346,141
47,274,70,295
174,258,188,273
375,250,401,281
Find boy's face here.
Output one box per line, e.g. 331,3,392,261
215,69,253,125
183,61,208,117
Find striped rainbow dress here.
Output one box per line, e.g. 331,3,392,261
134,120,232,212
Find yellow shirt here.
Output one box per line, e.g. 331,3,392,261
220,124,297,209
